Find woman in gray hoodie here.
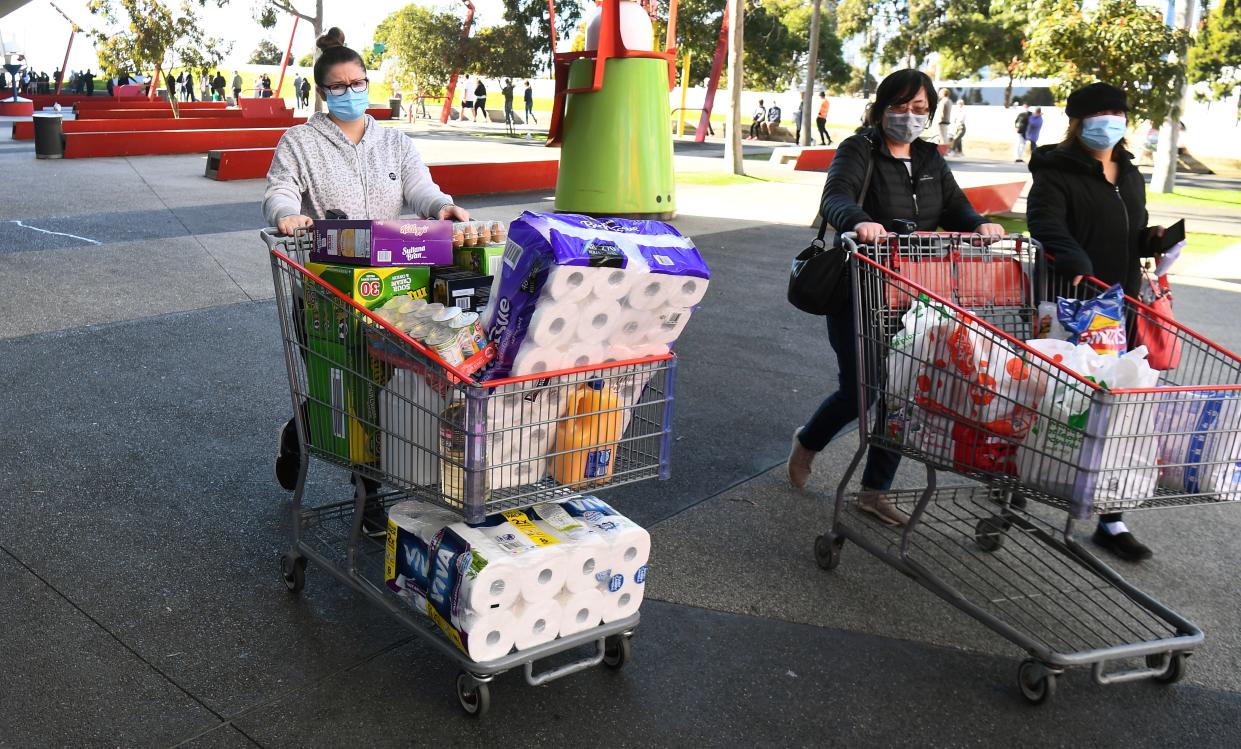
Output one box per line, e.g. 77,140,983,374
265,27,470,492
263,27,470,234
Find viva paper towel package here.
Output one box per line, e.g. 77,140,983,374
482,212,710,380
1156,390,1241,499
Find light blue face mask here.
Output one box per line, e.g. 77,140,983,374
326,88,370,122
1079,115,1127,151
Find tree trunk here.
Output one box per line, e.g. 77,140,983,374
800,0,823,147
312,0,324,112
1151,0,1194,193
724,0,744,175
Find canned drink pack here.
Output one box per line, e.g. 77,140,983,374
447,311,485,358
424,327,465,367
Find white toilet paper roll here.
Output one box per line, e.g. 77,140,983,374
574,298,622,343
588,267,636,302
564,344,606,370
555,588,605,637
512,599,562,650
526,304,576,346
580,512,651,578
542,266,594,303
612,308,652,347
456,608,518,661
537,526,611,593
599,565,646,624
625,275,673,310
511,345,565,377
665,276,709,308
646,306,692,345
518,545,569,603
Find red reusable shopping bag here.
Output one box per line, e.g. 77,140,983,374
1134,270,1182,370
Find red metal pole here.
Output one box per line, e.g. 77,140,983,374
440,0,476,124
275,16,299,103
55,30,75,94
694,8,728,143
547,0,557,52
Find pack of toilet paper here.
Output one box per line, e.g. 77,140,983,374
1156,390,1241,499
481,212,710,380
385,495,650,662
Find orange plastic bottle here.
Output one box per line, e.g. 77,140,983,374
551,380,624,486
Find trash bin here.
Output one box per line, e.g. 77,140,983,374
389,98,401,118
33,113,63,159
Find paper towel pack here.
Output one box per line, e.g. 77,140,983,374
1157,390,1241,499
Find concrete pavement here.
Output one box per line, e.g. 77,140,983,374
2,125,1240,747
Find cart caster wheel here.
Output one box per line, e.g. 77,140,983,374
1017,659,1057,705
280,553,306,593
1147,652,1188,684
974,517,1008,553
814,533,844,571
603,635,632,669
456,672,490,717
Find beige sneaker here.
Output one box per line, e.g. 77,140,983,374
857,491,909,526
787,428,817,489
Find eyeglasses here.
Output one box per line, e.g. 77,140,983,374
887,103,930,116
324,78,369,96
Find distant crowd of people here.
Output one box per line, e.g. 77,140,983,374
457,78,536,125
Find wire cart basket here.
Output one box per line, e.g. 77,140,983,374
817,232,1241,704
263,229,677,716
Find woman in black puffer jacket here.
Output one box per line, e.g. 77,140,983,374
1027,82,1165,563
787,69,1004,526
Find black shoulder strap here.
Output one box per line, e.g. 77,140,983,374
816,137,875,241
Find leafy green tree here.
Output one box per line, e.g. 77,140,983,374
87,0,230,110
255,1,324,107
1021,0,1191,125
380,5,469,94
837,0,908,92
914,0,1031,105
297,52,314,67
497,0,584,73
249,39,283,65
469,25,540,78
1188,0,1241,118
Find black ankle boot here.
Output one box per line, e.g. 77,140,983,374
1092,525,1153,562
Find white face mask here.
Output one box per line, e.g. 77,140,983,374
883,111,929,144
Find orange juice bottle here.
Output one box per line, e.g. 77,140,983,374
551,380,624,486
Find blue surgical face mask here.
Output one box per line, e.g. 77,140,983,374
1079,115,1127,151
326,88,370,122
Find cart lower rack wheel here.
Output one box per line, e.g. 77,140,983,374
814,533,844,571
456,672,491,717
1017,659,1058,705
281,553,306,593
973,517,1008,553
603,635,632,669
1147,653,1188,684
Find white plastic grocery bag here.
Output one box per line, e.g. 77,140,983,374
1157,390,1241,500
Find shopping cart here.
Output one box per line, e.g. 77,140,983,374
816,232,1241,704
262,228,677,716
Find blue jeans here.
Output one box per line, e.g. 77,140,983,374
798,313,901,491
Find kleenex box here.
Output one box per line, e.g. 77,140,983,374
311,219,453,267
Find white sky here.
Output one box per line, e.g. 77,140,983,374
0,0,511,73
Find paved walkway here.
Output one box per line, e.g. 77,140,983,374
1,127,1240,747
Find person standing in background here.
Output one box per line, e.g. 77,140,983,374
749,99,765,139
1014,102,1031,162
816,91,832,145
523,80,535,124
1025,106,1044,158
501,78,515,127
793,101,802,144
950,98,967,156
199,71,210,101
472,78,487,121
293,72,302,105
233,71,243,102
461,84,473,122
299,76,311,108
84,69,94,94
182,69,195,101
937,88,954,146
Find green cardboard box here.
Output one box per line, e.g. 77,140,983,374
453,245,505,278
304,262,431,344
304,336,383,465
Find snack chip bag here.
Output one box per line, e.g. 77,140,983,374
1057,284,1126,356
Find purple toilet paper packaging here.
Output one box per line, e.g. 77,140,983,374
482,212,710,380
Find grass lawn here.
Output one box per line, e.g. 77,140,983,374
990,215,1237,258
675,172,793,186
1145,186,1241,209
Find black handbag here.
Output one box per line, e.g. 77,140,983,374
787,148,874,316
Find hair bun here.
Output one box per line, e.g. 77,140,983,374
316,27,346,51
